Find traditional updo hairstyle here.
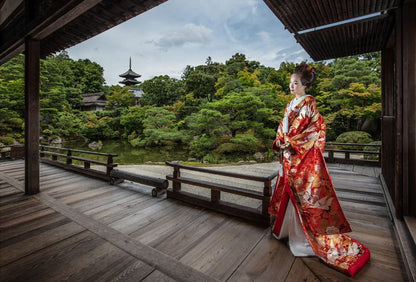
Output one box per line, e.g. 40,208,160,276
293,64,316,87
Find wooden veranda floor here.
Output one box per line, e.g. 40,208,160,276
0,160,406,282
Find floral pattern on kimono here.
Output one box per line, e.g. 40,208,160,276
269,95,370,277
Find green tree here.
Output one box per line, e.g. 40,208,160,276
106,86,134,109
130,107,189,147
140,75,184,106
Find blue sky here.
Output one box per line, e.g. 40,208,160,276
66,0,311,86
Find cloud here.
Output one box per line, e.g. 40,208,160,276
66,0,310,85
150,23,213,49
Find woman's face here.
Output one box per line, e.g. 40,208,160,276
289,74,306,97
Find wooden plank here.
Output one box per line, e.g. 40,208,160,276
0,221,85,266
228,234,296,282
90,257,154,282
0,211,65,242
33,190,218,282
179,218,266,281
285,258,319,282
0,206,55,228
109,200,179,234
0,186,21,197
24,37,40,195
130,203,205,246
302,255,405,282
70,188,139,213
0,231,152,282
153,211,228,260
142,270,178,282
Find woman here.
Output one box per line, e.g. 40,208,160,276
269,64,370,276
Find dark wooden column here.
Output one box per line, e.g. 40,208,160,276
381,47,395,200
24,37,40,195
394,5,404,219
402,0,416,216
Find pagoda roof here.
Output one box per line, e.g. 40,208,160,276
119,68,141,78
119,78,141,86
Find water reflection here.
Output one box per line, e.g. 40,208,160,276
63,140,190,165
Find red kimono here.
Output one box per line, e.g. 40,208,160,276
269,95,370,276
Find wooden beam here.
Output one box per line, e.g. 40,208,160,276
33,0,102,40
0,0,102,64
24,37,40,195
0,0,23,28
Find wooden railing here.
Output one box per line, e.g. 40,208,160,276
165,161,278,227
40,145,118,181
324,142,381,166
0,145,24,160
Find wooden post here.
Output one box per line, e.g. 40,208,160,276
328,150,334,162
262,180,271,216
24,37,40,195
211,190,220,205
173,166,181,192
66,149,72,165
106,154,113,176
402,0,416,216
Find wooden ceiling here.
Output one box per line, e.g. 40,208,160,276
264,0,397,60
0,0,167,64
0,0,398,64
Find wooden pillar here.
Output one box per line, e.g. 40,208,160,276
394,6,404,219
381,48,395,200
24,37,40,195
402,0,416,216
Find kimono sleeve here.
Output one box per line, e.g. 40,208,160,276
272,102,290,151
288,97,325,156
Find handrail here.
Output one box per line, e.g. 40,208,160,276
165,161,277,226
326,142,380,147
165,162,278,181
324,142,381,167
41,145,118,157
39,145,118,181
0,144,24,160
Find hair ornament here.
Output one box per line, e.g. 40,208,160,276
305,64,316,74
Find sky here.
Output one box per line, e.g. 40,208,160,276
66,0,311,86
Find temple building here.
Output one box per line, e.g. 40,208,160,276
119,57,141,86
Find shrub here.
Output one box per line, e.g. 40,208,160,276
335,131,373,150
215,134,257,154
364,140,381,160
0,136,15,145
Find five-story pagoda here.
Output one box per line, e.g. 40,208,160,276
119,57,141,86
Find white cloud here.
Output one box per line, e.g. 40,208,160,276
150,23,213,50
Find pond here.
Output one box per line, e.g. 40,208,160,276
63,140,190,165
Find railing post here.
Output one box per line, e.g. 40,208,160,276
378,145,381,166
107,155,113,176
173,165,181,192
211,190,220,205
66,149,72,165
345,151,350,160
262,179,271,217
328,150,334,162
40,146,44,158
84,161,90,169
